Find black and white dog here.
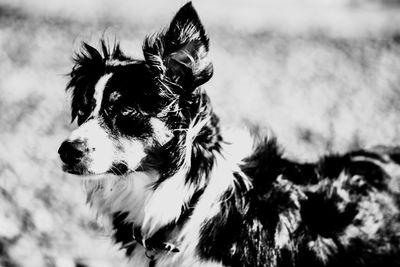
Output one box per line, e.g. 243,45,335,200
58,2,400,267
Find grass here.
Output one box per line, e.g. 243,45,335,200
0,0,399,266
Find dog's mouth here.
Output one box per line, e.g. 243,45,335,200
62,163,88,175
61,162,130,176
107,163,129,175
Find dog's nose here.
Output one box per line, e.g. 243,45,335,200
58,140,86,164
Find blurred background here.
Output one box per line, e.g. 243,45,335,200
0,0,400,266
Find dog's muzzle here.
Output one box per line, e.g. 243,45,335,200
58,140,86,165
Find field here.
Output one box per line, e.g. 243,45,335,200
0,0,400,266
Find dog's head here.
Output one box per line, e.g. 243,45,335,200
58,2,214,176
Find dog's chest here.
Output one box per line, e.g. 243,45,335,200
84,172,157,224
84,175,224,267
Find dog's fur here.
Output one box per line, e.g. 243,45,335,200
59,3,400,267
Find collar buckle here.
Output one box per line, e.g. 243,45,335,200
132,227,180,267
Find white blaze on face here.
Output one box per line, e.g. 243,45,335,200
92,73,113,117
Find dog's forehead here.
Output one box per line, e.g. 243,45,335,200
106,62,149,96
89,62,150,114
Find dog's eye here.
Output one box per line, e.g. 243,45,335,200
76,110,87,125
120,107,133,116
109,91,121,102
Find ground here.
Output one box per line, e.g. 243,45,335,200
0,0,400,266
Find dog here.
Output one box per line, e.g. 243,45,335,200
58,2,400,267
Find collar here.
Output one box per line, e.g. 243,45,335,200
122,226,180,267
132,226,180,253
115,189,206,261
113,190,204,266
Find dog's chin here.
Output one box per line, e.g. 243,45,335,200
62,163,131,178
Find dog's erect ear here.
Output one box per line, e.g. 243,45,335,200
143,2,213,92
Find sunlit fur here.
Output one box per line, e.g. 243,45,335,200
59,2,400,267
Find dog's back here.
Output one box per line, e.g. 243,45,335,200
199,135,400,266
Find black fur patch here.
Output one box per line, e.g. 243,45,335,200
112,212,136,256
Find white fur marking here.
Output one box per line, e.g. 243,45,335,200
106,59,136,67
150,118,173,146
117,138,147,172
142,170,197,236
85,171,159,226
92,73,113,117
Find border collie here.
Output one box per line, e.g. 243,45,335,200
58,2,400,267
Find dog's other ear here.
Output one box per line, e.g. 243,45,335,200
67,42,105,122
143,2,213,92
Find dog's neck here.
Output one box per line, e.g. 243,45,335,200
140,94,223,236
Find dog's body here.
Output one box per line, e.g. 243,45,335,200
59,3,400,267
